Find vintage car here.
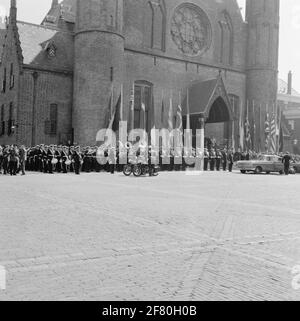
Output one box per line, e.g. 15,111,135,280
237,155,284,174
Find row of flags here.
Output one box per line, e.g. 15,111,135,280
106,84,185,143
105,83,284,153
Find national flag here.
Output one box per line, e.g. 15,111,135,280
244,102,252,149
264,111,270,152
270,113,276,153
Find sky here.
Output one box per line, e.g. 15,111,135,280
0,0,299,92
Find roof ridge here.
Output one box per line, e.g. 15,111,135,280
16,20,74,35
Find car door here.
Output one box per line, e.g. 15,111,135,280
273,157,283,172
264,156,274,172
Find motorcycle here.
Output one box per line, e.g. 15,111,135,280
132,163,160,177
123,162,160,177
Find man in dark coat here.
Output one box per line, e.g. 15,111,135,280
282,152,291,175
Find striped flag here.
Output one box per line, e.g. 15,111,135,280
245,102,252,149
264,109,270,152
270,113,276,153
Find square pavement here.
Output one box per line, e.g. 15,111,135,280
0,170,300,301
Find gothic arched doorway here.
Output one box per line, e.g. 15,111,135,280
183,76,234,149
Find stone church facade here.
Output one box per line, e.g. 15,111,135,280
0,0,280,150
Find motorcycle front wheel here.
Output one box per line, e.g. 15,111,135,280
123,165,132,176
133,164,142,177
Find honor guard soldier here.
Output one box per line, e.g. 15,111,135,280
228,149,234,173
73,146,83,175
204,148,209,171
210,149,216,171
47,145,55,174
216,149,222,171
221,148,227,171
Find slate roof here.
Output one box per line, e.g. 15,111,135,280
278,78,300,97
182,77,233,121
17,21,74,71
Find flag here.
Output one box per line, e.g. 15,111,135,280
186,88,191,131
239,100,244,150
245,102,252,150
252,101,256,150
270,113,276,153
279,125,284,153
168,91,173,132
264,109,270,152
175,92,183,150
129,83,135,131
161,91,165,128
176,92,183,133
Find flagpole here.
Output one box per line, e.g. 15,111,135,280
120,83,123,122
232,98,235,150
130,82,135,132
186,88,190,131
252,100,256,151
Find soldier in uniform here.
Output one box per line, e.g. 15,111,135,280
210,149,216,171
8,145,19,176
221,148,227,171
55,145,62,173
216,149,222,171
2,145,10,175
203,148,209,171
19,145,27,176
61,146,69,173
47,145,55,174
73,146,83,175
228,148,234,173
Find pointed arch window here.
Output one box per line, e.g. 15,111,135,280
219,11,233,65
134,81,153,133
145,0,166,51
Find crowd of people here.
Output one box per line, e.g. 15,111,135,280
0,143,298,176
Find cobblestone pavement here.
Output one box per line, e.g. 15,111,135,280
0,170,300,301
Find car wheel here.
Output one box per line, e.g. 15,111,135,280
255,166,262,174
240,170,246,174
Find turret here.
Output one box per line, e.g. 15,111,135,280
246,0,280,151
73,0,124,145
9,0,17,25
